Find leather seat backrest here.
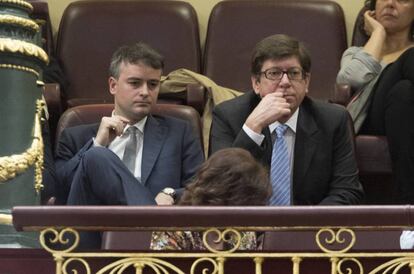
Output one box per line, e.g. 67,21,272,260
55,104,203,152
203,0,347,100
56,0,201,107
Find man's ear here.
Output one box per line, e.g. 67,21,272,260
108,76,117,95
251,75,261,95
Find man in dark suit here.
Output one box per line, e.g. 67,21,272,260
55,42,204,206
40,109,58,205
210,34,363,205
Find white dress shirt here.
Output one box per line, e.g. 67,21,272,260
94,116,147,181
242,107,299,174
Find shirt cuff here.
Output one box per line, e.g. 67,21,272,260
400,230,414,249
242,124,265,146
92,137,105,147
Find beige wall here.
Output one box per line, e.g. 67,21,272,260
48,0,364,46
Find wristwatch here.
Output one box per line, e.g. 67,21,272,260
161,187,176,201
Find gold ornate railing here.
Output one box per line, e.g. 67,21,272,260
12,206,414,274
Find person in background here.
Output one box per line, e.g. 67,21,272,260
337,0,414,204
210,34,363,206
151,148,271,250
40,108,57,204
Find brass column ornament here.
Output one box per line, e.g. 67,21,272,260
0,0,49,247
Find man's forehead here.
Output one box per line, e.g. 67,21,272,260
266,56,300,64
120,61,161,71
119,61,162,78
262,56,301,68
126,76,160,82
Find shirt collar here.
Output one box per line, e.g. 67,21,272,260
125,116,147,134
111,110,148,134
269,107,299,134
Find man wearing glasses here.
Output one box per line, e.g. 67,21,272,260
210,34,363,205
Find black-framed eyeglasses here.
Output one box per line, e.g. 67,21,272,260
261,67,305,81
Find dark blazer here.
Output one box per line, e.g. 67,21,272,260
210,91,363,205
40,113,58,204
55,114,204,204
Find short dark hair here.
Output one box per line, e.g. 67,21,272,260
364,0,414,40
251,34,311,77
179,148,271,206
109,42,164,79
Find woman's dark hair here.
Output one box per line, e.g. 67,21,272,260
365,0,376,10
179,148,271,206
364,0,414,40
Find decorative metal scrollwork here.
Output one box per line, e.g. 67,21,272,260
337,258,364,274
191,258,219,274
40,227,79,253
316,228,356,253
61,258,91,274
369,257,414,274
97,257,185,274
202,228,242,253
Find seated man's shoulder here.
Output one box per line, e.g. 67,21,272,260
151,114,196,138
152,114,191,128
214,91,255,114
306,98,347,118
303,98,351,132
63,123,99,136
59,123,100,147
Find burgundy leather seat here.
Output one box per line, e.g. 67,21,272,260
56,0,201,108
203,0,347,100
55,103,203,152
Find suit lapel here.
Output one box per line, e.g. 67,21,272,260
262,127,273,166
293,98,320,188
141,115,167,185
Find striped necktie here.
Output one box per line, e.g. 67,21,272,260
122,126,139,174
269,124,291,205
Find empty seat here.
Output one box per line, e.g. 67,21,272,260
56,0,201,108
203,0,347,100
